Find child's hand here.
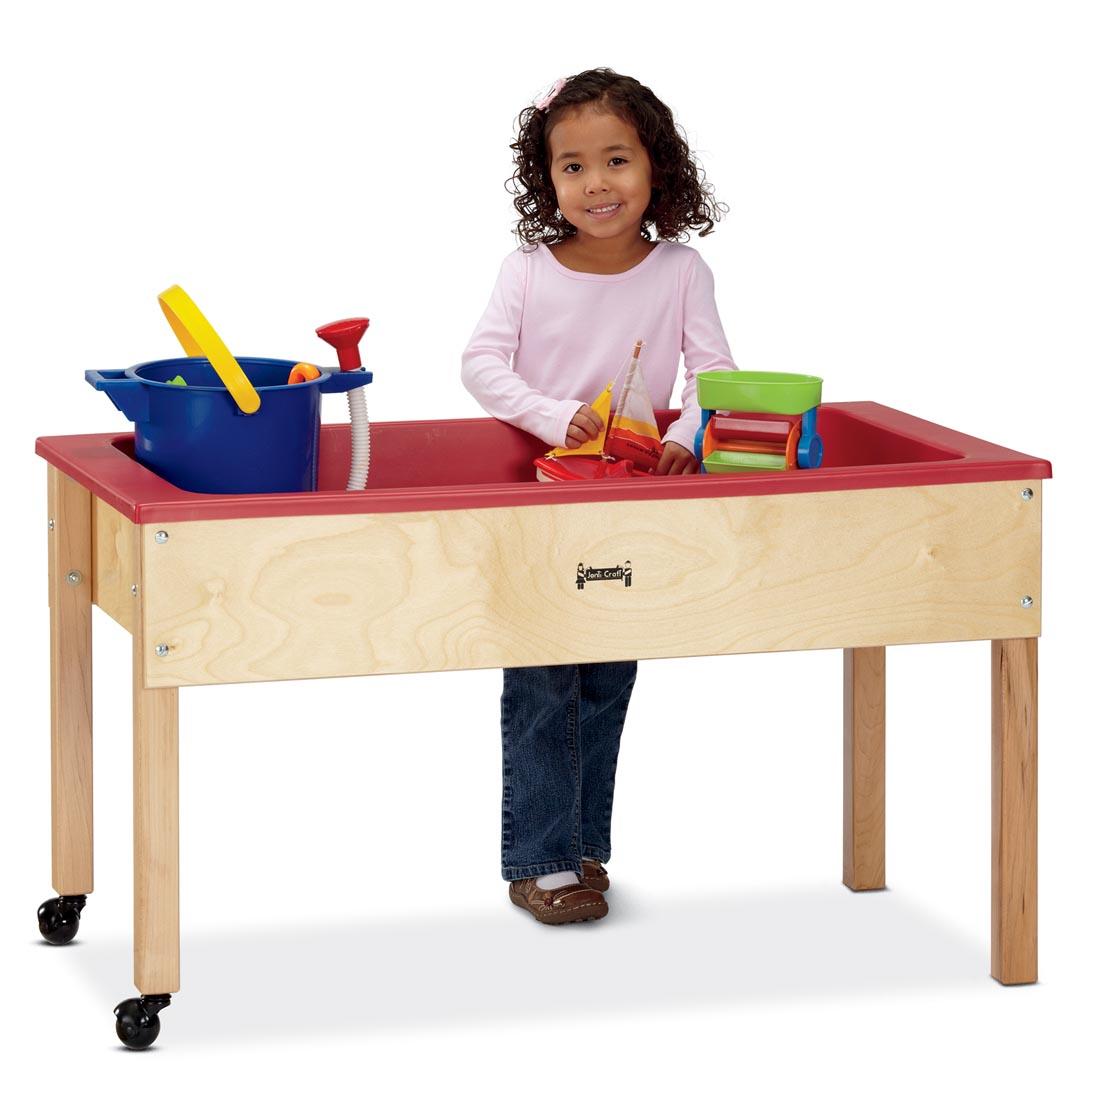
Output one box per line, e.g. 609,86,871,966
655,441,698,476
565,404,604,447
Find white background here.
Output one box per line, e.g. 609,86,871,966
2,0,1097,1092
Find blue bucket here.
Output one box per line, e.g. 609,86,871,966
87,356,373,494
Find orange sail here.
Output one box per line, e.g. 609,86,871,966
603,339,663,470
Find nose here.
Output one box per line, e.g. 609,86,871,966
585,172,609,195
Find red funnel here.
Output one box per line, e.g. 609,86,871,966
316,317,370,371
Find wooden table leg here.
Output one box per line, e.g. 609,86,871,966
132,557,180,997
113,596,180,1048
843,646,886,891
48,468,94,897
991,637,1038,984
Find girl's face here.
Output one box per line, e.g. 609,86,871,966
546,105,653,243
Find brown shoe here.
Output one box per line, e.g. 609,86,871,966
509,877,609,925
581,859,610,892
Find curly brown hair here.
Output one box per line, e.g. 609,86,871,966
507,68,727,250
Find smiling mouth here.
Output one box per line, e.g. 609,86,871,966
586,203,622,216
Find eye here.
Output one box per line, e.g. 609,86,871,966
561,157,629,175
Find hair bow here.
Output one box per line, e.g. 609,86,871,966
534,76,567,112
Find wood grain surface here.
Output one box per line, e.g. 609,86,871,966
48,468,94,894
843,646,886,891
991,636,1038,984
136,479,1042,687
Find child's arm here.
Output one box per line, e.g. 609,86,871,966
662,252,738,455
461,252,584,448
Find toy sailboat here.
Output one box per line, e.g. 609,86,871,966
535,339,664,482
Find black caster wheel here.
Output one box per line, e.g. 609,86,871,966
37,894,87,945
114,994,171,1050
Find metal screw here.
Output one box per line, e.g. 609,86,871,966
1021,596,1034,609
48,518,55,531
154,531,169,544
66,571,83,586
1021,488,1033,501
131,584,138,597
155,644,170,657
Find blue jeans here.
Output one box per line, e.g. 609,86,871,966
500,661,637,881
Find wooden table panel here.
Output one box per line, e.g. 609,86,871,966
138,480,1041,687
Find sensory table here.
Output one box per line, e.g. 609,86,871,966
35,403,1050,1047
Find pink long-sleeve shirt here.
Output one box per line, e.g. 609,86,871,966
460,240,737,453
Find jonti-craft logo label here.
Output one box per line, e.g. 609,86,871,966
576,561,632,590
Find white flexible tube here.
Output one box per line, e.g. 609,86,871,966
346,387,370,490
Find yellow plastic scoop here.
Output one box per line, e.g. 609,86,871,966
158,285,261,414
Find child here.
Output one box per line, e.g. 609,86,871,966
461,67,737,924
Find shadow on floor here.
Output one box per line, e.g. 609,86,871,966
66,884,989,1046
